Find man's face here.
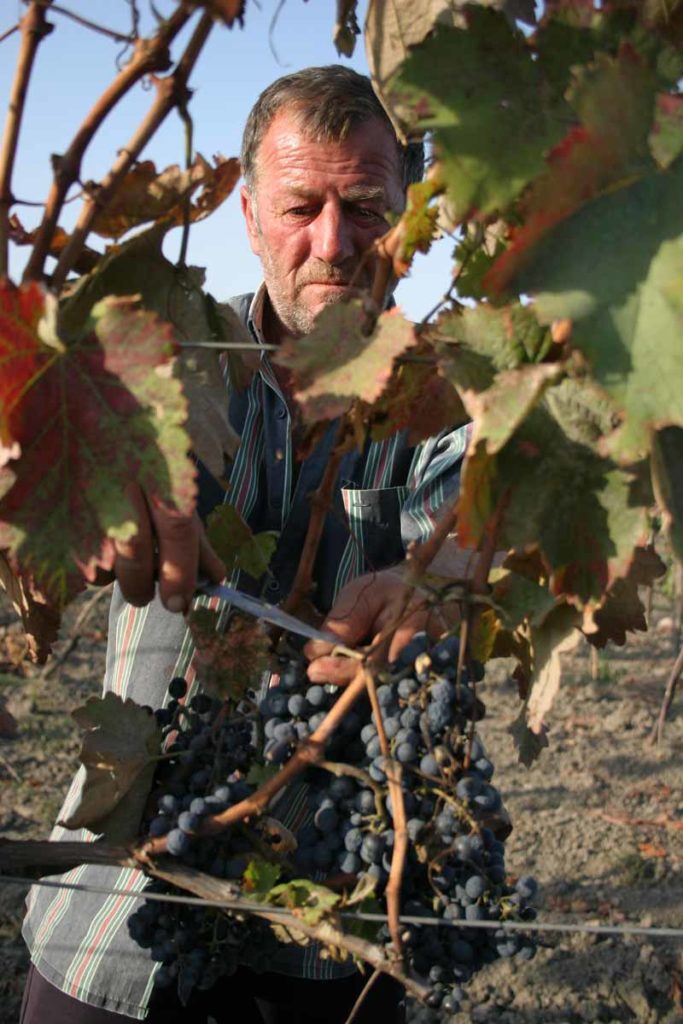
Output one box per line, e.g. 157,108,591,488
240,108,405,343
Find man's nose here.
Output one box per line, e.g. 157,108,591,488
310,201,355,266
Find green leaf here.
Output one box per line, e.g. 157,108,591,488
268,878,341,925
386,10,566,222
275,301,417,423
463,364,563,455
649,93,683,168
511,602,580,766
490,570,557,630
59,693,162,838
516,160,683,463
458,407,650,604
651,425,683,563
243,858,281,895
246,763,280,786
206,504,278,579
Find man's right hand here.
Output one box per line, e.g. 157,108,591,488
108,483,225,612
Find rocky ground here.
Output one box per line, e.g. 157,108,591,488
0,587,681,1023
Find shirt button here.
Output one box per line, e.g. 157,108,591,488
276,406,287,420
266,579,280,594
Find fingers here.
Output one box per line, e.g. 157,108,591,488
113,484,156,607
113,486,225,612
306,653,361,686
148,496,202,612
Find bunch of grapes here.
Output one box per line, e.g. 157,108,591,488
131,632,538,1019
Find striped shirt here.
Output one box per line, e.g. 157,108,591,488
22,288,469,1018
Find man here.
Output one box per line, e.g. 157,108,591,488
20,66,467,1024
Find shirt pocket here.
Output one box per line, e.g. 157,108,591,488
340,485,409,571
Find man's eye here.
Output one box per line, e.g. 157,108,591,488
353,206,384,223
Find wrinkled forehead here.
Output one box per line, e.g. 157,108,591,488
253,108,405,208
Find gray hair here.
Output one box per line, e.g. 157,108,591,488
241,65,424,193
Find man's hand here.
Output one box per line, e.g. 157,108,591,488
303,569,458,686
109,483,225,611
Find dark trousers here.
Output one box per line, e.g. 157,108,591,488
20,962,405,1024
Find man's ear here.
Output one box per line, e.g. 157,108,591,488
240,185,261,257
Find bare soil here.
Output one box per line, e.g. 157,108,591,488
0,589,681,1023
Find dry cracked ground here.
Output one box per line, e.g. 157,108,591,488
0,587,681,1023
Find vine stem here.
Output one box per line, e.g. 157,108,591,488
50,11,213,291
282,416,354,616
23,5,190,282
149,862,430,1002
649,642,683,745
0,1,54,278
141,662,377,855
343,968,381,1024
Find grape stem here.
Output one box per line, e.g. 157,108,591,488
0,1,54,277
281,417,354,617
22,6,191,283
50,10,213,291
140,663,379,855
319,760,387,823
149,860,432,1002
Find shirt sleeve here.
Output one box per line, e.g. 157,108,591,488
400,423,472,547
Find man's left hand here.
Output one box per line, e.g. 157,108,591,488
303,569,458,685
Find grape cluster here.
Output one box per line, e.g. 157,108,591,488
131,633,538,1020
260,633,538,1020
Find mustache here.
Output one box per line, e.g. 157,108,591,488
297,261,367,287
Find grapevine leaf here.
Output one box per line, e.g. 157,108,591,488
514,160,683,463
377,177,442,277
206,504,277,579
458,407,650,604
0,553,60,664
512,603,581,766
509,708,549,767
461,364,563,455
369,356,468,445
543,376,622,449
583,578,647,649
187,608,270,699
0,283,195,607
275,302,417,423
490,570,557,630
652,426,683,563
485,45,658,294
90,157,209,239
649,93,683,168
243,858,281,895
61,225,253,485
333,0,360,56
9,213,99,275
59,693,162,835
268,878,341,924
435,303,553,385
179,154,241,225
246,763,279,786
176,346,240,483
179,0,245,25
385,11,566,222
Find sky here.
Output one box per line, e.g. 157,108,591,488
1,0,456,321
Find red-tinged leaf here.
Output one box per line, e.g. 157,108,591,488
649,93,683,168
370,357,468,445
91,155,240,240
485,46,657,294
0,282,195,608
275,301,418,423
90,159,206,239
513,161,683,464
9,214,99,275
651,425,683,564
179,0,245,25
188,607,270,699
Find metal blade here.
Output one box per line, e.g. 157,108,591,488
198,582,339,645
